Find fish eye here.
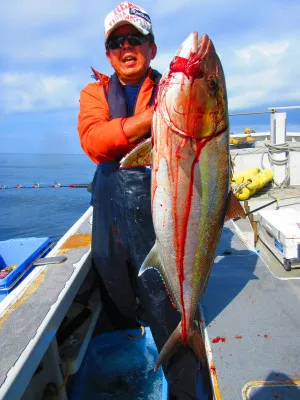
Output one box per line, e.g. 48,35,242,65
208,76,218,90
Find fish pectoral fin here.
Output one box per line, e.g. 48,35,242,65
120,137,152,168
139,243,178,310
225,191,247,221
138,241,162,277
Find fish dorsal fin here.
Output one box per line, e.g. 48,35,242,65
138,241,162,277
225,191,247,221
120,137,152,169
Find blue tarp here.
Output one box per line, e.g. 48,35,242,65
71,327,168,400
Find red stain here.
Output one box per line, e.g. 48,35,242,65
257,334,261,337
169,55,205,81
210,364,216,375
235,335,242,339
264,334,269,339
111,224,121,244
212,336,226,343
151,53,227,347
171,137,211,342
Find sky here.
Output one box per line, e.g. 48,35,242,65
1,0,300,154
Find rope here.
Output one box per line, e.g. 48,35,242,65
119,325,145,341
261,141,290,188
232,180,251,194
56,359,71,394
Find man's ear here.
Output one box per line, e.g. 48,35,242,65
151,43,157,60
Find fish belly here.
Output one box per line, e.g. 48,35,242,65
152,129,229,335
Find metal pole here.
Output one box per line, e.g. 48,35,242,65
268,106,300,110
269,112,288,186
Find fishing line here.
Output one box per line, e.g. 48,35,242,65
0,183,90,190
233,199,279,221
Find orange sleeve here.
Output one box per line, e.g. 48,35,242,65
77,82,134,164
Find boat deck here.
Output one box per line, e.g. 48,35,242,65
0,208,93,399
0,186,300,399
202,186,300,399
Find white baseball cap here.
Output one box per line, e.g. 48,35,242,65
104,2,153,41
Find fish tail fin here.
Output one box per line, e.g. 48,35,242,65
154,323,182,372
188,327,207,367
154,323,207,372
189,327,213,398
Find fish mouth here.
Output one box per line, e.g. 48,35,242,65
197,34,210,60
169,33,212,79
158,31,227,139
175,32,211,62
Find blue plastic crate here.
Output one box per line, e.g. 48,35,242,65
0,237,51,300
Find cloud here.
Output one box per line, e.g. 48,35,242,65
0,0,113,63
1,0,82,27
224,37,300,110
1,0,300,115
151,0,240,16
0,72,81,113
235,41,290,66
229,91,267,110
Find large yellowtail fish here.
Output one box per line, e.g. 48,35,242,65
120,32,245,371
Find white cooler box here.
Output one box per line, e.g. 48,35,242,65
257,208,300,271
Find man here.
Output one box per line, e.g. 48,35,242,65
78,3,206,399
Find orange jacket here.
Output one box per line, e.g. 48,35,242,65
78,68,157,164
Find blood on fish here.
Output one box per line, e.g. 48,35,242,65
169,55,204,81
235,335,242,339
122,31,231,372
172,135,213,342
264,334,269,339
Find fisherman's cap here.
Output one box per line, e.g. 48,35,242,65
104,2,153,41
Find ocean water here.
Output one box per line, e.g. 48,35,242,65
0,153,96,243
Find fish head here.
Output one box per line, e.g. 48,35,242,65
156,32,228,139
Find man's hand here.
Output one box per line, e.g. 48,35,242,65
123,106,154,144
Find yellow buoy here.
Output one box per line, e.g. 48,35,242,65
235,187,251,200
232,168,273,200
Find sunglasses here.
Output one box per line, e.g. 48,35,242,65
106,34,151,50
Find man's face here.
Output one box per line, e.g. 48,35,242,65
106,24,157,85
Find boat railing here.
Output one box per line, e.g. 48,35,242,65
228,105,300,187
229,105,300,117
